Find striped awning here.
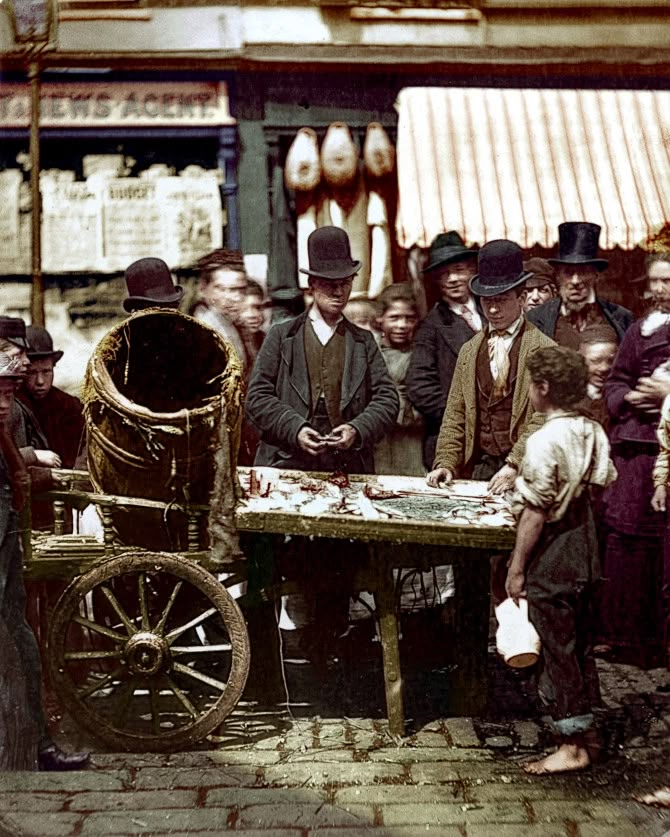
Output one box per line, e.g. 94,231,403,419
395,87,670,251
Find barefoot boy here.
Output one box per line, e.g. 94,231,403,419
505,346,616,774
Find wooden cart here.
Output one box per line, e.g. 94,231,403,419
25,468,516,752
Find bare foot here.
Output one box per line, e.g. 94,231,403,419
523,743,591,775
634,787,670,808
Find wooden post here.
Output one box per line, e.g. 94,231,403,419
28,59,45,327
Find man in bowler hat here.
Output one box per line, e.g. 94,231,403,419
526,222,633,349
407,231,484,469
427,239,555,499
246,225,398,473
245,227,398,664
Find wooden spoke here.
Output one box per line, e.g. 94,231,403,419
153,580,183,635
72,615,126,643
100,586,137,635
138,573,150,631
64,650,124,661
149,680,161,736
78,665,127,699
162,674,199,720
170,644,232,656
165,607,217,644
171,661,229,692
112,678,137,729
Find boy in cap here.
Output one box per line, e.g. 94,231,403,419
523,258,556,312
408,231,483,469
527,222,633,349
0,349,89,770
506,346,616,774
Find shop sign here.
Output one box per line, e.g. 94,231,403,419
0,81,235,128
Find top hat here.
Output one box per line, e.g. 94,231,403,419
123,257,184,313
470,239,532,297
422,231,478,274
0,351,26,378
299,226,362,281
548,222,608,271
523,257,556,290
0,316,29,350
26,326,63,363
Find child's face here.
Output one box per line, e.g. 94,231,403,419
580,341,617,389
380,300,418,349
0,378,16,425
239,295,265,332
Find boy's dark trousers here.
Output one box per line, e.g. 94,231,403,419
525,496,602,731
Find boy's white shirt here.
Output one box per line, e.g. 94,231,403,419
511,410,617,523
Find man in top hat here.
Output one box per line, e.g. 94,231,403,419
0,348,89,770
407,231,484,469
246,226,398,472
526,222,633,349
427,239,556,498
123,257,184,314
523,258,557,312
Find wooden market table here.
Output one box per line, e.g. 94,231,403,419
234,469,517,737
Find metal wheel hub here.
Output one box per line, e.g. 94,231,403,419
125,631,170,676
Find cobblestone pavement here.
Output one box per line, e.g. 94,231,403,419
1,644,670,836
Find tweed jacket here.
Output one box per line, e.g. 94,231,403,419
433,321,555,473
526,297,633,343
245,311,399,472
407,300,485,467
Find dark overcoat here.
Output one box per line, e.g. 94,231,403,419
245,312,399,473
526,297,634,343
407,301,482,468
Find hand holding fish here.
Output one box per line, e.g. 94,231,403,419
324,424,358,450
426,467,453,488
297,426,329,455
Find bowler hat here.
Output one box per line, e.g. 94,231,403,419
0,351,26,378
299,226,362,281
0,316,29,350
26,325,64,363
469,240,532,297
523,258,556,290
123,257,184,313
548,222,608,271
422,231,478,274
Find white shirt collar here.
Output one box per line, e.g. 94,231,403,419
488,314,524,338
640,310,670,337
308,303,343,346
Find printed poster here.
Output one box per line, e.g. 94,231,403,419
42,180,104,272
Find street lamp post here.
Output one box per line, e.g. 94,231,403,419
0,0,58,327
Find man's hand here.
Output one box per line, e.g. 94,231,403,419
325,424,358,451
652,485,667,513
34,450,61,468
488,464,517,495
426,468,453,488
637,376,670,402
297,427,327,456
505,567,527,605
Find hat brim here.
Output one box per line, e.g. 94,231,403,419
299,261,362,281
422,248,479,274
28,350,64,363
469,271,532,298
123,286,184,313
547,257,608,272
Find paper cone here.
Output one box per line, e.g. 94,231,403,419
285,127,321,192
363,122,395,178
321,122,359,188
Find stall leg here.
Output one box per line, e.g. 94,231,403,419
370,544,405,737
449,551,491,716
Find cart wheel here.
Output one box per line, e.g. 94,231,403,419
48,551,250,752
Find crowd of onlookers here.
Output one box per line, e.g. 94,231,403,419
2,219,670,776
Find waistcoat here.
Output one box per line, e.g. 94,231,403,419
304,319,346,428
476,328,522,457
